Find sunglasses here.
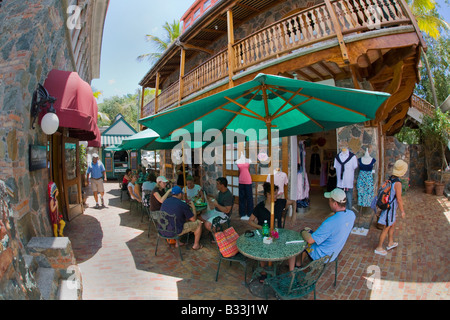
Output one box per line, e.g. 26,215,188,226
244,230,255,238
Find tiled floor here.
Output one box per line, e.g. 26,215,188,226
64,182,450,300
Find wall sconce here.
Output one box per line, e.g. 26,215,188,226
31,84,59,135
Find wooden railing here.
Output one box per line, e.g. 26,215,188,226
158,80,179,112
144,0,415,117
182,49,228,97
411,94,435,116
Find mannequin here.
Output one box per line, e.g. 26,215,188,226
236,152,253,220
357,148,376,207
334,147,358,210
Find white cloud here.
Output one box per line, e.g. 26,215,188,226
108,79,116,85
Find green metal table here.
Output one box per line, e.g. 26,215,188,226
236,228,306,297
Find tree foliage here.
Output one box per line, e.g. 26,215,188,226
415,31,450,106
97,88,156,130
137,20,181,65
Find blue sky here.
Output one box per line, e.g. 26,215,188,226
92,0,450,103
91,0,192,102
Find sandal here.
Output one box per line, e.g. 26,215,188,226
192,244,203,250
374,248,387,256
386,242,398,250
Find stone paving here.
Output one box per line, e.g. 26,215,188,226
64,182,450,300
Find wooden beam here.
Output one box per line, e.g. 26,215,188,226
324,0,349,63
179,42,214,55
154,72,160,113
227,9,235,88
178,48,185,105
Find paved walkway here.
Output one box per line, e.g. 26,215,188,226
64,182,450,300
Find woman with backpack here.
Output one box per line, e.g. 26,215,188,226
374,159,407,256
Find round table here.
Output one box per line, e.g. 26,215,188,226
236,228,306,262
236,228,306,297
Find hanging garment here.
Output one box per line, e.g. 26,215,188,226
309,153,321,175
327,166,337,192
297,170,310,200
357,157,376,207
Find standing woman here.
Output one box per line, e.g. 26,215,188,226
374,160,407,256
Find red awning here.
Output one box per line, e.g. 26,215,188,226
42,70,99,141
88,126,101,147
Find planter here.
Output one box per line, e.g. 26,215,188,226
435,182,445,196
424,180,435,194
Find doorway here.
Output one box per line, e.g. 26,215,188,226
50,133,84,221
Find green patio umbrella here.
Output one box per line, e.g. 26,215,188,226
120,128,206,192
104,145,124,152
139,73,390,230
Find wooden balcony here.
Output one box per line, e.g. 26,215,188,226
140,0,425,134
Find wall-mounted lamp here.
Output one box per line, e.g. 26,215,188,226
31,84,59,135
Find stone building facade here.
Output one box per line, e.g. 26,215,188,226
0,0,108,299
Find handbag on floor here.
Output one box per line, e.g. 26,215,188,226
214,227,239,257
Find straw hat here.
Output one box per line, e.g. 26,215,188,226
393,159,408,177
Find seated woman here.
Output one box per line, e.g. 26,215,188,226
248,182,296,230
122,169,131,191
185,175,204,202
150,176,172,211
127,174,142,202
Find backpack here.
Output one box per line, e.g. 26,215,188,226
375,177,400,210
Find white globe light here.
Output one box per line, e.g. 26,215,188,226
41,112,59,135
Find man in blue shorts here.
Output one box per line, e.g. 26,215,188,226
86,153,107,209
288,188,355,270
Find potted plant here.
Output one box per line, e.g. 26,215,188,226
418,108,450,195
79,144,88,187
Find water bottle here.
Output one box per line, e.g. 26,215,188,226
262,220,269,237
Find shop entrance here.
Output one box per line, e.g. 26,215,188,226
292,130,337,220
50,133,84,221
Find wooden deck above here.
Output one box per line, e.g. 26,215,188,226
139,0,426,136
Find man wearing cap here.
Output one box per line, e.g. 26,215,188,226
150,176,172,211
86,153,107,209
160,186,203,250
288,188,355,270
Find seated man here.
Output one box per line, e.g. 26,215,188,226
288,188,355,271
185,175,204,201
199,177,233,232
160,186,203,250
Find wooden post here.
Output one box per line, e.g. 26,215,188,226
227,9,235,88
140,86,146,130
155,72,160,114
324,0,349,63
178,48,186,105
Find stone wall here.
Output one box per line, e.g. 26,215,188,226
0,0,76,245
0,180,41,299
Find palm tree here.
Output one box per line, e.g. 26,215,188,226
137,20,181,64
407,0,450,107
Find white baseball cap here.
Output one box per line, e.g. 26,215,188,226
92,153,99,158
156,176,168,183
324,188,347,202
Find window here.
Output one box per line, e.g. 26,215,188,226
203,0,211,10
193,8,201,20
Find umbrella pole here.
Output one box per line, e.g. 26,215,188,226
268,124,275,232
182,143,187,198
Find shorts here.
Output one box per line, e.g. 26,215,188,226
91,178,104,193
201,209,228,223
179,220,201,236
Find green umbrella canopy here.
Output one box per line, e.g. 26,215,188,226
138,73,390,230
139,73,390,141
